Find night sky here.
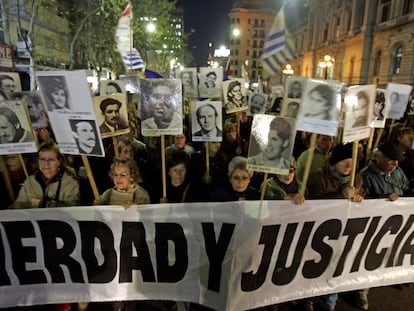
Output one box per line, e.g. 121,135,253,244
181,0,235,67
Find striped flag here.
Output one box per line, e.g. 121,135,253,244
260,4,295,75
115,3,145,70
121,48,145,70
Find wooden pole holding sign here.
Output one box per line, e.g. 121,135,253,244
299,132,317,196
0,155,15,202
365,127,375,165
160,135,168,203
350,140,359,187
205,141,210,180
81,155,100,201
260,173,268,201
18,154,36,198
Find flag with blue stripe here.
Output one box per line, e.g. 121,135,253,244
122,48,145,70
260,5,295,75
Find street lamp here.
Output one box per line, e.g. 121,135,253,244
319,54,334,79
282,64,294,75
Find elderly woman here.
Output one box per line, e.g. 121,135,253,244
95,157,150,208
210,156,259,201
13,141,79,208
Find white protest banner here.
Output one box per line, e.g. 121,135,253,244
1,199,414,310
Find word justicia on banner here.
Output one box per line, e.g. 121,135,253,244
1,199,414,310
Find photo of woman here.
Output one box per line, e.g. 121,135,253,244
37,76,71,111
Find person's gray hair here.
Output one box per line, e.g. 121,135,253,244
228,156,253,177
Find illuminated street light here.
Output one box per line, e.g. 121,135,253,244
282,64,294,75
319,54,335,79
146,22,156,33
232,28,240,37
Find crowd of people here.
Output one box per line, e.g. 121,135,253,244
1,73,414,311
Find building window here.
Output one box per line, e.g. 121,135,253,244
246,50,249,56
393,45,403,74
260,19,265,27
253,51,257,58
248,19,251,24
253,40,258,48
380,0,391,22
373,50,382,76
403,0,412,15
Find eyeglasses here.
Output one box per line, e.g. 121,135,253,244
111,172,130,178
232,175,250,182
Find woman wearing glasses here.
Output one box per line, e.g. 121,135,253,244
95,157,149,208
210,156,259,201
13,141,79,208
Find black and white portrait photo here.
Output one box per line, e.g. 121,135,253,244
37,75,72,112
343,84,375,143
223,79,248,113
93,94,130,138
199,67,223,98
286,76,305,99
119,74,141,94
176,67,198,98
247,93,268,116
70,119,103,156
140,79,183,136
100,80,125,96
247,114,295,175
0,101,37,155
191,101,222,142
297,79,343,136
0,72,22,101
387,82,412,120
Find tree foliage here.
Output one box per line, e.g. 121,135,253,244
59,0,190,76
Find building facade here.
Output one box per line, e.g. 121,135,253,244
290,0,414,87
228,0,277,81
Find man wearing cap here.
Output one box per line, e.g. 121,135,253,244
360,140,409,201
352,141,410,310
306,143,365,311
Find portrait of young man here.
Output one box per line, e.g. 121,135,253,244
70,119,102,156
0,106,34,144
93,94,130,138
191,101,222,141
199,67,223,98
177,68,198,98
0,73,22,101
140,79,182,136
247,115,295,174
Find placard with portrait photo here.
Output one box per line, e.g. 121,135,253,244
285,76,306,99
247,114,296,175
176,67,198,98
100,80,126,97
69,119,104,156
343,84,375,143
93,94,130,139
281,99,301,119
0,72,22,101
36,71,104,155
370,89,389,128
247,93,268,116
0,100,37,155
140,79,183,136
191,101,222,142
297,78,344,136
223,78,248,114
119,74,141,94
386,82,413,120
199,67,223,98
